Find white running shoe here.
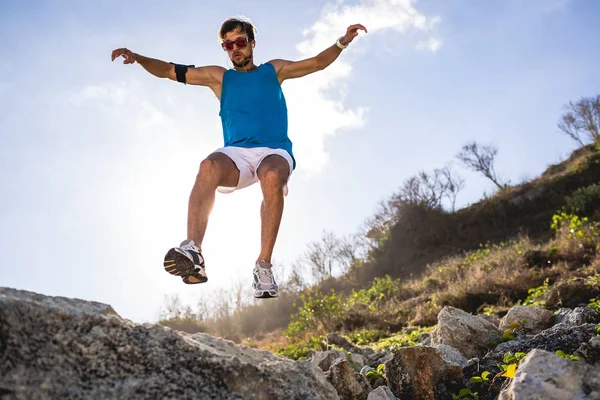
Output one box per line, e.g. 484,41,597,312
252,261,278,298
163,239,207,284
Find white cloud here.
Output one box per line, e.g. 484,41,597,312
286,0,442,174
417,37,443,53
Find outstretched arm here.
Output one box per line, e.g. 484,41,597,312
270,24,367,83
111,48,224,87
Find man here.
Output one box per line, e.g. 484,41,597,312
111,17,367,298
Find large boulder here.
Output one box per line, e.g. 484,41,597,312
0,288,339,400
385,345,466,400
431,306,502,359
463,323,598,380
498,349,600,399
499,306,554,335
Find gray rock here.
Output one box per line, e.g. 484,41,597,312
554,307,600,327
463,323,598,380
385,345,465,400
575,336,600,366
0,287,339,400
431,306,502,359
480,314,501,327
367,386,398,400
365,350,393,368
313,350,348,372
498,349,600,399
326,358,371,400
499,305,554,335
417,332,432,346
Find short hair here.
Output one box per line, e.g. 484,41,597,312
219,16,257,42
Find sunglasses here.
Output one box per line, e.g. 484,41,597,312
221,38,250,51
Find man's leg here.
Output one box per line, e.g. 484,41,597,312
188,152,240,248
256,155,290,263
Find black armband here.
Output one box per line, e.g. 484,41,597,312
169,63,196,84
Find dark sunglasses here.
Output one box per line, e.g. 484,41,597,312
221,38,249,51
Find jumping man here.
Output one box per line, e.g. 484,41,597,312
111,17,367,298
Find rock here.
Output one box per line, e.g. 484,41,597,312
499,305,554,335
0,288,339,400
349,353,366,368
313,350,348,372
327,333,358,352
544,278,600,309
385,345,466,400
480,314,501,327
367,385,398,400
498,349,600,399
417,332,431,346
431,306,502,359
574,336,600,366
554,307,600,326
365,350,394,368
464,323,598,380
326,358,371,400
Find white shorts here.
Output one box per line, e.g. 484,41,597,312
213,146,294,196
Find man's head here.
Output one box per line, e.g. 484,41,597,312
219,17,257,69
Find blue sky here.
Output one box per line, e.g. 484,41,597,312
1,0,598,323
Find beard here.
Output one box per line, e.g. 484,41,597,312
232,50,253,69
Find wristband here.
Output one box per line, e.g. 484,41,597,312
336,38,348,49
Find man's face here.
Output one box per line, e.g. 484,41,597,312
222,30,254,67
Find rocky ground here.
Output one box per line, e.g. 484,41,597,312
1,287,599,399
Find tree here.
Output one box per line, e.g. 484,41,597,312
558,95,600,147
305,230,340,281
456,142,506,190
391,165,465,211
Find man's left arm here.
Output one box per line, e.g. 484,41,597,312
271,24,367,83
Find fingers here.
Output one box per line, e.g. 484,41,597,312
348,24,368,34
111,48,133,63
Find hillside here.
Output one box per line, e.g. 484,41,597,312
160,143,600,344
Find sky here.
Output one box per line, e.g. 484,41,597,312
1,0,599,323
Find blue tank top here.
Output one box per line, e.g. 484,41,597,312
219,63,295,169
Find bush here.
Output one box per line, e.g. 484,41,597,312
284,289,343,339
565,184,600,219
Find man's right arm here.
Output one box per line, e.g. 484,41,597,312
111,48,224,87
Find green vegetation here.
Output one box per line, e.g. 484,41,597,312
452,388,479,400
365,363,386,383
521,278,550,307
469,371,491,384
555,350,579,361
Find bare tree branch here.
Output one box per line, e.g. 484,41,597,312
456,142,506,190
558,95,600,146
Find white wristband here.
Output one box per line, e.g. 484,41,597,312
336,38,348,49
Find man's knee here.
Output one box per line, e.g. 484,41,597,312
197,152,240,187
198,158,222,177
258,157,289,187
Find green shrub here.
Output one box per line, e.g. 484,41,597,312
349,275,402,306
347,329,389,346
275,335,326,360
284,289,343,339
521,278,550,307
565,184,600,219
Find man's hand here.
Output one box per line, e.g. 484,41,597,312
111,48,137,64
339,24,368,47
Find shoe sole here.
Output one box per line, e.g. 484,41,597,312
164,248,207,283
254,290,278,299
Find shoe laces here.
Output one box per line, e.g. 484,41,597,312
256,263,275,286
